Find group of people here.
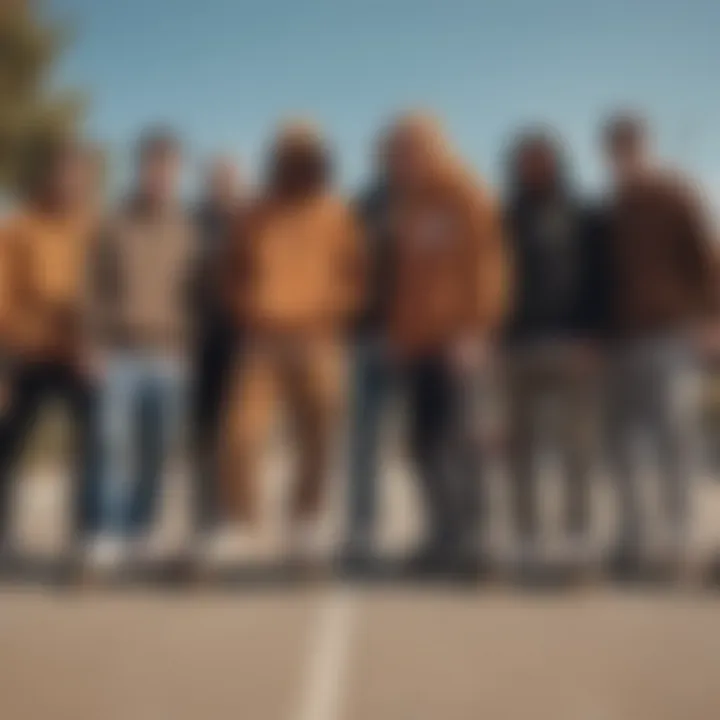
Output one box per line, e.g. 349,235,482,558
0,110,717,582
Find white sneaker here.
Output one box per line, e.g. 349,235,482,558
85,535,127,573
201,525,258,569
286,521,327,566
129,533,172,566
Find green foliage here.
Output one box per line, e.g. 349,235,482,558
0,1,85,196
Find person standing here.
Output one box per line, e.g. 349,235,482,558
0,138,100,562
503,130,610,577
189,158,243,544
88,129,195,569
211,121,365,568
344,133,398,570
602,113,719,573
386,113,509,574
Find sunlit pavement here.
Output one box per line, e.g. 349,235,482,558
1,463,720,720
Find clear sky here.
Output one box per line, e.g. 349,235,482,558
47,0,720,201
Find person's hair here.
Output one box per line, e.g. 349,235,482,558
266,133,332,198
136,127,181,164
19,134,83,202
509,127,559,167
503,125,568,198
603,112,648,152
512,126,561,164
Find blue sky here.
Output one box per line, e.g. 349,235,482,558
47,0,720,201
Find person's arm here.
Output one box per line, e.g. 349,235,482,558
0,222,14,402
448,181,512,372
87,221,119,342
79,217,120,375
674,179,720,319
335,201,368,330
471,185,512,338
1,219,37,358
218,208,251,331
576,205,614,340
0,222,11,354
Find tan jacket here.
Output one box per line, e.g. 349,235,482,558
229,194,366,334
389,170,510,356
0,209,94,360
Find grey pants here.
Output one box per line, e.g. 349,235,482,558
506,345,600,544
606,337,699,550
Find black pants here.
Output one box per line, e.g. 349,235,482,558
0,360,98,545
405,355,486,551
190,325,237,532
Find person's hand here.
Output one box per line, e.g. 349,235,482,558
77,348,107,380
692,324,720,359
0,378,11,417
449,336,490,375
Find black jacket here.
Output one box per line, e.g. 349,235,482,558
504,194,611,343
190,201,238,342
353,183,396,338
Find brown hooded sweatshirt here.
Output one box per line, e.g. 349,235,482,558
388,167,510,357
609,171,719,336
227,124,366,335
0,209,94,360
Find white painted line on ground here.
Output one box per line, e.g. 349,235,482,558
293,588,358,720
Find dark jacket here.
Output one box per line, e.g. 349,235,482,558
353,183,395,338
608,171,719,336
504,192,611,343
191,201,238,341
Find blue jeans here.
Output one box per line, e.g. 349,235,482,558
607,337,699,549
98,353,187,537
347,339,395,545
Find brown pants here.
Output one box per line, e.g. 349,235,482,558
221,333,346,525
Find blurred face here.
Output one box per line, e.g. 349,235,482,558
206,160,239,206
139,148,181,204
516,142,559,193
604,131,647,185
46,149,88,209
383,128,438,189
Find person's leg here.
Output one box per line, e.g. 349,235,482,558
288,337,346,526
606,345,644,562
196,340,277,566
0,364,46,545
190,328,236,534
647,341,699,556
559,368,598,543
97,355,139,539
129,355,188,555
220,342,277,527
346,340,391,550
506,360,542,548
59,366,101,545
129,360,164,537
446,363,492,557
406,356,456,556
